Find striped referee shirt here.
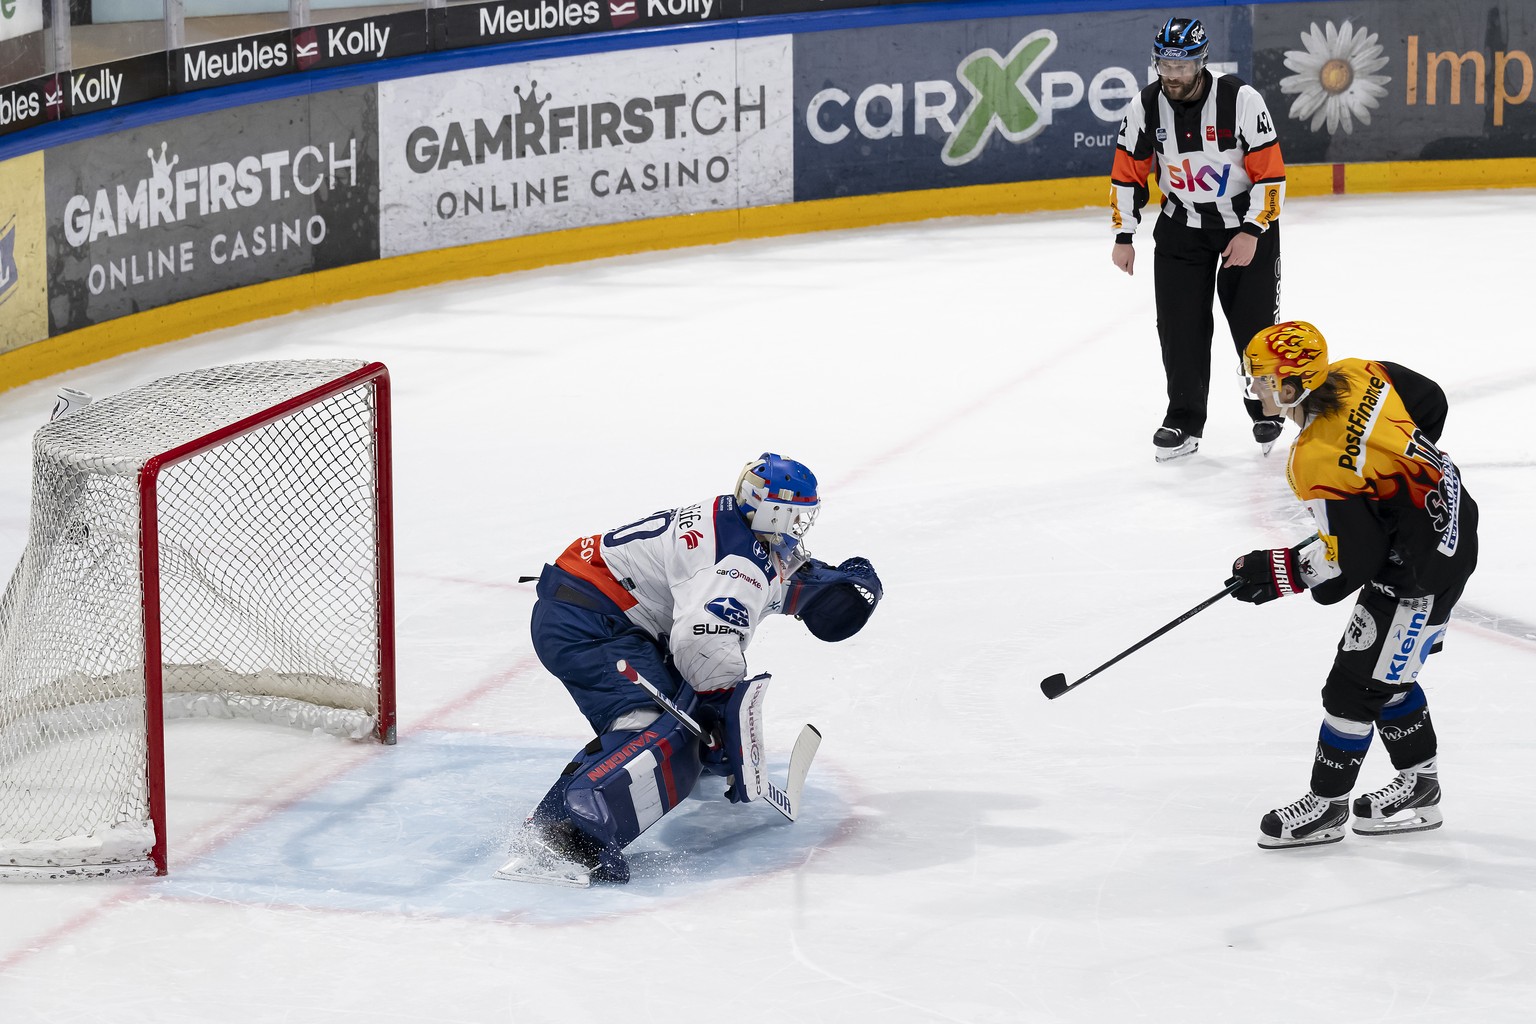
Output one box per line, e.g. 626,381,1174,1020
1110,71,1286,239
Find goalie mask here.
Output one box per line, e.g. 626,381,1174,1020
736,453,820,558
1243,321,1330,409
786,557,884,642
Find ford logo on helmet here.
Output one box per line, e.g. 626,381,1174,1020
1156,46,1191,59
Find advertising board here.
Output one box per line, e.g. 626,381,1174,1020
171,29,295,93
790,8,1247,202
1254,0,1535,163
0,149,47,352
45,88,380,334
294,9,432,72
0,0,41,43
378,36,793,258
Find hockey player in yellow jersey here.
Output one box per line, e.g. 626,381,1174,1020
1224,321,1478,849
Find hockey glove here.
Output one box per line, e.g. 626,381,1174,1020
786,557,884,642
694,691,731,774
1227,548,1307,605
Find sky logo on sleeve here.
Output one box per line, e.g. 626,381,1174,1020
706,597,750,628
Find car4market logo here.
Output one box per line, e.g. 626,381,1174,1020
944,30,1057,165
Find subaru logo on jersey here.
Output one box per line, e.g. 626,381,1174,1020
706,596,750,628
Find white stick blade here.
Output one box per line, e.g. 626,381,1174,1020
764,723,821,822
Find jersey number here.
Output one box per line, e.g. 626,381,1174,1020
604,510,675,546
1404,430,1453,533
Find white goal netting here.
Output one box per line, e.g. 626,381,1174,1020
0,359,393,878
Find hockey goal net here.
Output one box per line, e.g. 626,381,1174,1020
0,359,395,878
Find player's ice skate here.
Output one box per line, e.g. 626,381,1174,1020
1252,418,1284,455
1257,792,1348,849
1351,767,1443,836
1152,426,1199,462
494,820,622,888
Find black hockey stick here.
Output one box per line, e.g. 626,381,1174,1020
1041,539,1314,700
1039,579,1242,699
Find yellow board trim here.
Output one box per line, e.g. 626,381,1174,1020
3,157,1532,394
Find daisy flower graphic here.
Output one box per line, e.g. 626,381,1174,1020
1279,20,1391,135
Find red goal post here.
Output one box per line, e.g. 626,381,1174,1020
0,359,395,878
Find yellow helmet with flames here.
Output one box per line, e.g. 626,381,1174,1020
1243,321,1329,408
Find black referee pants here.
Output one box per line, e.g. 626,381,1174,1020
1152,217,1281,438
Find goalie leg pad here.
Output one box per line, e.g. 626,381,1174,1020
561,718,704,852
721,673,771,804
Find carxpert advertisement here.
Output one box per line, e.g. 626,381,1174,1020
44,88,379,334
377,36,793,258
1254,0,1536,163
790,7,1248,202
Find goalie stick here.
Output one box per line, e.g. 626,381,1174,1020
615,660,821,822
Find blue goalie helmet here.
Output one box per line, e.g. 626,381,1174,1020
736,453,820,546
1154,16,1208,63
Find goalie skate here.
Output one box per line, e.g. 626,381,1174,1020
1351,769,1443,837
494,849,592,888
494,820,604,888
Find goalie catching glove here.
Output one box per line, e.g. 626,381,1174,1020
784,556,884,641
1228,547,1308,605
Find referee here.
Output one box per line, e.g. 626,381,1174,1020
1110,16,1288,463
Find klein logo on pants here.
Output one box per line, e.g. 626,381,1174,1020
1372,595,1438,685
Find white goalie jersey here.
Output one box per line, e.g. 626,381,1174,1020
552,495,794,694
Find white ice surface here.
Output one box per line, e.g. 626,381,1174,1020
1,190,1533,1022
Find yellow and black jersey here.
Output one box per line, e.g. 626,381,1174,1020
1288,358,1477,604
1111,71,1285,238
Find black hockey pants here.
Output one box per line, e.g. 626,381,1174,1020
1152,217,1281,437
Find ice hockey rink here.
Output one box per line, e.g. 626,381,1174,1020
2,188,1533,1022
